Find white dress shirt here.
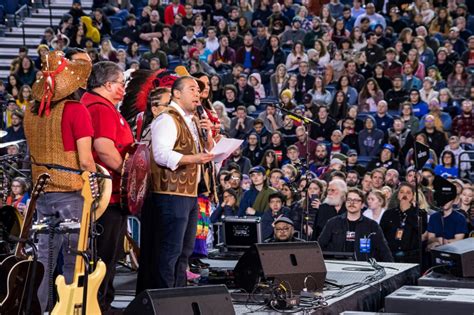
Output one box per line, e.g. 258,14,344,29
363,208,386,224
151,101,200,171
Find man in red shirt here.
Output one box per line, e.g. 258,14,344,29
24,50,95,313
81,61,134,312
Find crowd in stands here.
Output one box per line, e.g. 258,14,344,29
1,0,474,263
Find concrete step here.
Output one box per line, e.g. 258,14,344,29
23,17,61,27
0,48,38,58
0,70,11,81
0,37,40,48
5,27,46,37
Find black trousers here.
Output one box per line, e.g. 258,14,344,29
96,204,127,311
136,193,198,293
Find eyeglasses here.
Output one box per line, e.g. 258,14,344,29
346,198,362,204
110,80,125,86
275,227,291,232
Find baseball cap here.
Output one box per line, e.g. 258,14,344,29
347,149,358,156
249,166,266,175
274,216,294,226
382,144,395,153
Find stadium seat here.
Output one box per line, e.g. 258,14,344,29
109,16,124,32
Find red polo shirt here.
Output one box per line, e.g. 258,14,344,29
61,101,94,151
81,92,134,205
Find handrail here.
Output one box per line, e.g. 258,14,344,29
458,150,474,178
13,4,30,46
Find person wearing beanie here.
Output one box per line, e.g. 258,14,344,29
35,44,50,69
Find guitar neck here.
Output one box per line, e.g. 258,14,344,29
14,174,50,258
73,172,95,283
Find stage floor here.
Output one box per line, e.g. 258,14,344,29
111,259,419,314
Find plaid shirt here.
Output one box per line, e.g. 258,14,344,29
452,112,474,138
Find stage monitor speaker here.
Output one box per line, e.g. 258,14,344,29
385,286,474,315
233,242,327,293
124,284,235,315
431,238,474,278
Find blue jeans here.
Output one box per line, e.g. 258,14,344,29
35,191,83,313
145,193,198,288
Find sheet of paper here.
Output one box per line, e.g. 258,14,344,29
211,138,243,163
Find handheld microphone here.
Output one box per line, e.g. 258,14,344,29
196,105,208,142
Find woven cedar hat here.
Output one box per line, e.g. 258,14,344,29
32,50,92,116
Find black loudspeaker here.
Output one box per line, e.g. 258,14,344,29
431,238,474,277
124,285,235,315
234,242,327,293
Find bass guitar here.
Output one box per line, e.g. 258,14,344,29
52,171,107,315
0,173,50,315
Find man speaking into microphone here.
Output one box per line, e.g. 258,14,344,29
137,76,214,291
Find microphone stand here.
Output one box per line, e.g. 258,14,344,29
274,104,319,241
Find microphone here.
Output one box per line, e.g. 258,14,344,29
196,105,208,142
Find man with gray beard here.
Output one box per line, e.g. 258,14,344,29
311,179,348,240
385,169,400,189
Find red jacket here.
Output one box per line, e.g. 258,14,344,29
164,4,185,25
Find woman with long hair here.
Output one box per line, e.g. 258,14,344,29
313,39,330,67
263,35,286,71
447,61,472,101
216,18,229,36
237,16,251,36
264,132,287,164
16,85,33,111
6,74,20,99
70,23,87,48
330,19,350,47
373,63,393,93
281,73,298,99
427,65,447,91
394,40,408,64
319,5,334,27
349,26,367,52
286,41,308,72
99,38,118,62
355,50,373,80
15,57,37,87
308,75,332,106
193,13,206,38
413,36,435,68
210,74,224,102
398,27,414,54
357,78,384,112
260,149,279,174
329,90,349,121
212,101,230,132
270,63,289,98
335,75,358,106
406,48,425,80
126,41,141,64
429,7,452,38
329,50,346,82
